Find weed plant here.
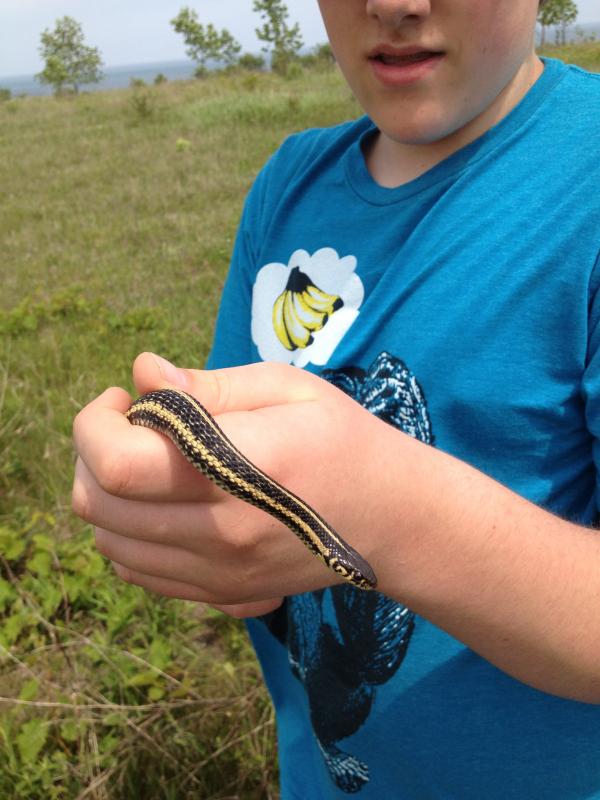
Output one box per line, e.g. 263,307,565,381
0,47,595,798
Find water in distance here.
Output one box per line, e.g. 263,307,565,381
0,59,197,97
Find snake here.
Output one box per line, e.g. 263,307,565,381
125,388,377,590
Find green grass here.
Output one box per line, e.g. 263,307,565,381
539,41,600,71
0,46,595,797
0,64,360,799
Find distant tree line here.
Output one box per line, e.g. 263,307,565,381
33,1,331,97
169,0,319,78
29,0,588,97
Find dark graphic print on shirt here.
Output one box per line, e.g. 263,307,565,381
261,352,433,793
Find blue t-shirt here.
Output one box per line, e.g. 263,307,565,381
206,58,600,799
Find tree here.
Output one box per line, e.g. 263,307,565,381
253,0,304,74
556,0,578,45
538,0,578,47
171,7,241,75
36,16,103,95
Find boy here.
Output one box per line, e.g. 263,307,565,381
73,1,600,796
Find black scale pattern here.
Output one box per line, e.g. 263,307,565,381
127,389,377,589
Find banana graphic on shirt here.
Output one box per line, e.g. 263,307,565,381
273,266,344,351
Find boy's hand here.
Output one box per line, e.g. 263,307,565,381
72,355,600,698
72,353,381,618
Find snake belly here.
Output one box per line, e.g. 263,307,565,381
125,388,377,590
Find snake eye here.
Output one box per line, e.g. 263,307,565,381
272,266,343,351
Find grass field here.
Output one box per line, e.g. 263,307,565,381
1,46,598,798
0,63,360,800
538,40,600,70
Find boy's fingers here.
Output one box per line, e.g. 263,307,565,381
210,598,285,618
77,386,132,415
73,386,216,500
73,387,132,464
74,353,327,503
132,352,322,415
73,458,220,538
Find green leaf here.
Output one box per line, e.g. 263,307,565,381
26,550,52,577
31,533,55,552
105,592,142,636
203,606,224,620
99,733,120,756
103,713,124,727
62,573,84,603
59,719,79,743
0,577,16,609
18,679,39,701
148,636,171,671
61,552,87,573
16,719,48,764
4,613,30,645
80,551,105,578
0,526,26,561
40,584,63,617
126,669,159,688
148,685,165,701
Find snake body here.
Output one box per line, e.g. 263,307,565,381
126,388,377,590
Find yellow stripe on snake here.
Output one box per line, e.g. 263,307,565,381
126,388,377,590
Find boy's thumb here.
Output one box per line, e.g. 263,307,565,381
132,352,319,416
131,351,189,392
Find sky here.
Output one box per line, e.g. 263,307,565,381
1,0,599,78
0,0,329,77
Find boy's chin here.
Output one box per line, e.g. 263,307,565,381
369,104,460,146
376,110,480,150
379,124,459,149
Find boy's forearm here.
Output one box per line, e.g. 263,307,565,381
371,426,600,703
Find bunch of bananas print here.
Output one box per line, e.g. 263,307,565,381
251,247,364,367
272,266,344,351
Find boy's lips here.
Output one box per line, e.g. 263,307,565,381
368,44,445,86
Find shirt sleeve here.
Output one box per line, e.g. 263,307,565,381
204,165,269,371
582,250,600,517
204,129,317,371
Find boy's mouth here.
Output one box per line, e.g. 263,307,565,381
369,45,444,64
368,45,445,84
373,51,437,65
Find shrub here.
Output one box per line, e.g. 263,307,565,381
129,86,156,120
283,60,303,81
238,52,266,72
300,42,336,70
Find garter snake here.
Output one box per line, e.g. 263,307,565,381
126,388,377,590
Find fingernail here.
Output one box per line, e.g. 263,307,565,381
151,354,189,389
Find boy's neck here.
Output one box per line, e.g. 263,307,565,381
364,54,544,189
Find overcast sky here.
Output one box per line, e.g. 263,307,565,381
2,0,599,78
